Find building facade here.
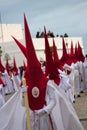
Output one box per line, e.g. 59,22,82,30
0,24,84,67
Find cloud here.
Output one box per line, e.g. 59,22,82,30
0,0,87,52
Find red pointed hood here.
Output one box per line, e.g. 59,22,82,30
24,14,48,110
0,57,5,73
62,37,67,58
52,39,64,70
70,40,74,56
0,78,5,87
12,57,18,75
24,15,41,69
44,27,60,85
67,40,74,65
77,41,85,62
12,36,27,58
53,39,59,66
5,59,10,73
74,43,78,63
23,60,27,71
60,37,68,66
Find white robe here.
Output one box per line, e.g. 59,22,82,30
72,62,80,96
11,74,20,91
59,68,75,103
83,58,87,89
0,84,5,108
23,81,57,130
1,70,14,94
78,61,85,91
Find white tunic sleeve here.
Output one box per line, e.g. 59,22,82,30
43,80,57,114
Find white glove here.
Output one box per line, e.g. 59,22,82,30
21,86,27,93
35,109,47,117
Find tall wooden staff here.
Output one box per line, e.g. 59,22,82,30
22,78,32,130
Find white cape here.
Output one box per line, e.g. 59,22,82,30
0,90,26,130
51,85,84,130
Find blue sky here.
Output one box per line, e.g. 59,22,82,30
0,0,87,53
